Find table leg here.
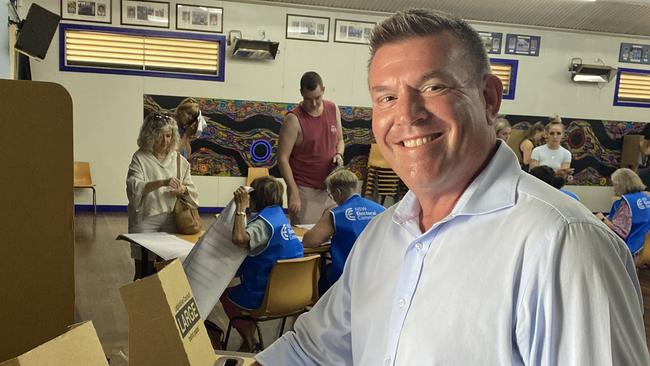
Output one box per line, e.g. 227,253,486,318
141,246,151,277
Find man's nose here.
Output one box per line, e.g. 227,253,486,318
396,89,428,126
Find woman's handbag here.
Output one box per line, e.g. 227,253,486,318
173,154,202,234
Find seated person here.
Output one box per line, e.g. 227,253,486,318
303,169,385,294
529,165,580,201
596,168,650,262
530,118,572,176
494,117,511,142
219,177,304,352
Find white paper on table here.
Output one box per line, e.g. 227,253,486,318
182,190,251,319
117,232,193,261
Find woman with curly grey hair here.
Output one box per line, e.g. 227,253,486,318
126,112,199,279
596,168,650,261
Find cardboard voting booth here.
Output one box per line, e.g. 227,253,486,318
120,259,216,366
0,321,108,366
0,80,74,361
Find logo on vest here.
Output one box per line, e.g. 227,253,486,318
330,125,337,134
280,224,297,240
637,197,650,210
344,208,357,221
344,207,378,222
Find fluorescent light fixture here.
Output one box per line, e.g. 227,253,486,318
569,61,616,83
232,39,279,60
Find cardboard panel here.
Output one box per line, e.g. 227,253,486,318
0,322,108,366
0,80,74,361
621,134,642,171
120,259,215,366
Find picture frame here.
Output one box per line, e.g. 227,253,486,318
333,19,374,45
286,14,329,42
176,4,223,33
505,33,541,57
478,31,502,54
61,0,112,23
121,0,169,28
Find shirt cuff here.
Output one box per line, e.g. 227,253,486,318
255,334,314,366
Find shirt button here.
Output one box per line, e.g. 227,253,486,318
415,242,423,251
384,358,391,366
398,298,406,308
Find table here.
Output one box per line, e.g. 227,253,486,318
116,231,203,277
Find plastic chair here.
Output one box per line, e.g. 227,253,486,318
223,255,320,350
246,167,270,186
73,161,96,215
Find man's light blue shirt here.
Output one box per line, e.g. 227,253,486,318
256,143,649,365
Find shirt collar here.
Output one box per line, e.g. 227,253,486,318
393,141,521,225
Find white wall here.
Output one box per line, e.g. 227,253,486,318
1,0,9,78
23,0,650,211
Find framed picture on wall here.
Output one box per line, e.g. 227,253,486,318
176,4,223,33
61,0,112,23
286,14,330,42
121,0,169,28
334,19,374,44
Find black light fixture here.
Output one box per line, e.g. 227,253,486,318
569,58,616,83
228,30,279,60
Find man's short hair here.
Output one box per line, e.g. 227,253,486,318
368,8,490,84
325,168,359,192
300,71,323,91
250,176,284,209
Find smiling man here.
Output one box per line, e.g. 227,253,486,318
254,9,649,365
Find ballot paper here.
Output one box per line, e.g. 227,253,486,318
117,232,193,261
182,193,250,319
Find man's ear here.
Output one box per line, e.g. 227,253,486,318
483,74,503,126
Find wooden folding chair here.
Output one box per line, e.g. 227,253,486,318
73,161,96,215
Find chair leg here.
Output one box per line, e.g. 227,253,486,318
255,322,264,350
223,319,234,350
92,187,96,216
278,317,287,338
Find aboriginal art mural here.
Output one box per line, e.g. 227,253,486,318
506,114,647,186
144,94,648,186
144,94,374,180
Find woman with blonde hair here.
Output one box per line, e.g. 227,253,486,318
126,112,199,279
596,168,650,260
494,117,511,142
175,98,205,158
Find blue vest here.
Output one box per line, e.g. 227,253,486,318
228,205,303,309
328,195,385,285
560,189,580,201
608,192,650,255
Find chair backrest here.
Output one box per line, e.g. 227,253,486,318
250,255,320,317
73,161,93,187
367,144,392,169
637,231,650,266
246,167,270,186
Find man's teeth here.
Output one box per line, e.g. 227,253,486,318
403,135,434,148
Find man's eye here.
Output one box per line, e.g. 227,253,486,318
378,95,396,104
422,84,446,93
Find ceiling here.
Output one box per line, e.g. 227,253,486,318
257,0,650,38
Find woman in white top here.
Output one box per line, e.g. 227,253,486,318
126,112,199,279
530,120,572,175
